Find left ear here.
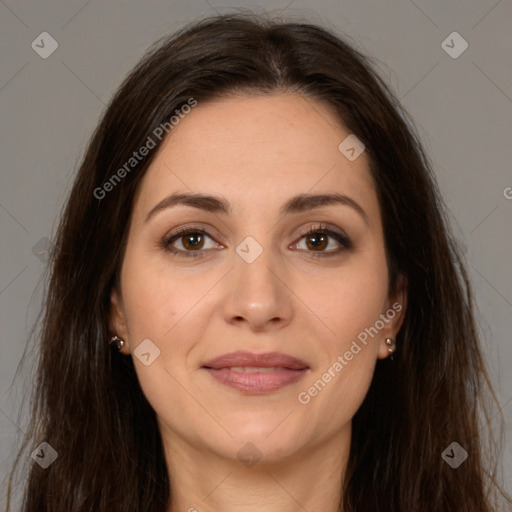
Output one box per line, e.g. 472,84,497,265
377,273,407,360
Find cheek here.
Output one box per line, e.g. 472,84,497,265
120,246,200,341
306,253,389,344
295,256,388,429
299,352,377,439
120,256,201,429
298,293,382,435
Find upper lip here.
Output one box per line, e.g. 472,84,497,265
202,351,309,370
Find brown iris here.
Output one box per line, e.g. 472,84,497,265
305,232,328,251
182,232,205,250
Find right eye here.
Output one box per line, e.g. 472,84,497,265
162,227,223,258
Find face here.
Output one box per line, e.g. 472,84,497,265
110,92,406,466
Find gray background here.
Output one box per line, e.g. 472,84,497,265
1,0,511,507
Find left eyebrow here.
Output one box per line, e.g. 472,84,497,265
144,192,369,225
280,193,368,225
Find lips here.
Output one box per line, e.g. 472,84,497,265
202,351,309,370
201,351,310,394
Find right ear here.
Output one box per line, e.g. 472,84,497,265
109,287,130,354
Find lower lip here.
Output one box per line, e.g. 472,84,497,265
203,367,308,394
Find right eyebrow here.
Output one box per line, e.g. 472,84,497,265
145,193,232,223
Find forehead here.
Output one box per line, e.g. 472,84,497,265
133,93,378,221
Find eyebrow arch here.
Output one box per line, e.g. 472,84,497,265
145,192,369,225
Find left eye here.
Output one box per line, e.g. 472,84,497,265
293,226,352,257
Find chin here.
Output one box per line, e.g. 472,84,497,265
227,422,305,458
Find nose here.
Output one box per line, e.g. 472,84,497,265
222,242,294,332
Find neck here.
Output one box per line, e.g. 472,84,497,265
163,424,351,512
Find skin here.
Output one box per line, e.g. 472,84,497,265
109,92,407,512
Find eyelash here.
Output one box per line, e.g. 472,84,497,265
161,223,352,259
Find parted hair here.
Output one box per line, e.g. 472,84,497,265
5,12,511,512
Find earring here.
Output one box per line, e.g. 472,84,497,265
385,337,396,360
110,335,125,351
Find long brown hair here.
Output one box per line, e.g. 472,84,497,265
5,12,511,511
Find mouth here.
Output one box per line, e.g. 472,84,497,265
201,351,310,394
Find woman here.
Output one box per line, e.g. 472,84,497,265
5,12,511,512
